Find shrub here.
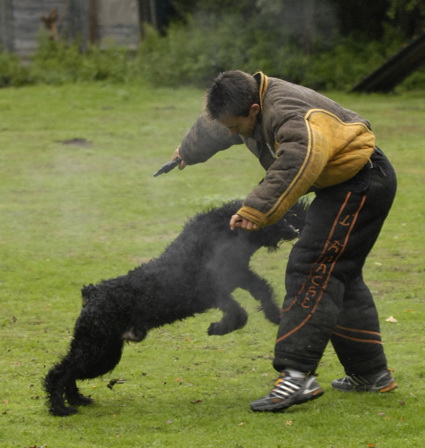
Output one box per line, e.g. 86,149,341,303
0,50,28,87
28,35,83,84
1,21,424,91
135,15,425,91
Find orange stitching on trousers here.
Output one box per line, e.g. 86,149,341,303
276,193,367,344
331,332,382,344
280,193,351,314
335,325,381,336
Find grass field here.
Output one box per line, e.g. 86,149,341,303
1,83,424,448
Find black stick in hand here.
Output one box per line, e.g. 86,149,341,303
153,157,181,177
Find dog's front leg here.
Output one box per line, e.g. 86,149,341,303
238,269,280,325
208,293,248,335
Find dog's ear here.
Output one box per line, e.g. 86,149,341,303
81,283,97,307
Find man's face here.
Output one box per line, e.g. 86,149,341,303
217,104,260,138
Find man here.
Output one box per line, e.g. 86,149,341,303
170,70,397,412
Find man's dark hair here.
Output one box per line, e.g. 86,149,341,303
206,70,259,119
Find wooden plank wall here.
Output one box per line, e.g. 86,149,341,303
0,0,15,51
97,0,140,49
0,0,64,55
0,0,141,56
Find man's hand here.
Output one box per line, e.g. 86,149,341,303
229,214,258,231
173,147,187,170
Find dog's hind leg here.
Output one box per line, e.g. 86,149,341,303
65,380,94,407
62,336,124,407
44,349,98,416
45,326,124,416
208,294,248,336
239,269,280,325
44,359,79,417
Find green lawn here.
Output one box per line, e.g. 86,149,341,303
0,83,424,448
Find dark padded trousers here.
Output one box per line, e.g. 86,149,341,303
274,148,397,376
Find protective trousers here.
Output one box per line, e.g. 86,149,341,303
273,148,397,375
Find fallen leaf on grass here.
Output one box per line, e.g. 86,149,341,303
190,399,203,404
107,379,126,390
386,316,398,323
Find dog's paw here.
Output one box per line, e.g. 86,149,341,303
67,394,93,407
267,313,280,325
208,322,228,336
259,304,281,325
49,405,79,417
208,319,247,336
208,310,249,335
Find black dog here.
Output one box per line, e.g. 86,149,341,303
44,200,306,416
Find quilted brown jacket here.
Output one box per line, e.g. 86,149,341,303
179,72,375,228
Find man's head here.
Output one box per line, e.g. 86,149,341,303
206,70,261,138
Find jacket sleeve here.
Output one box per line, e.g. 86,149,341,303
179,113,243,164
236,114,329,227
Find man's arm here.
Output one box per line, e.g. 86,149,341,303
236,115,327,228
178,113,243,165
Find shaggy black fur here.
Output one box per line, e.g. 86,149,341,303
44,200,306,416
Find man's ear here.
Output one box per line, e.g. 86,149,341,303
250,103,261,116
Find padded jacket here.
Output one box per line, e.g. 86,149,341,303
179,72,375,228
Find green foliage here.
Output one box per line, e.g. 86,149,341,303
136,19,423,91
137,18,260,87
3,32,145,86
173,0,425,39
1,7,424,91
302,35,402,91
29,36,85,84
0,50,28,87
0,83,424,448
387,0,425,36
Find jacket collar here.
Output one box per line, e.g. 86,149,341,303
253,72,269,112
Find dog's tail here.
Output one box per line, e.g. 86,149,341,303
81,283,98,307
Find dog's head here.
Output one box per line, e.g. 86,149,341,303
256,199,308,249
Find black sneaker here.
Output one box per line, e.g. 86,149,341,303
331,369,397,392
250,371,324,412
